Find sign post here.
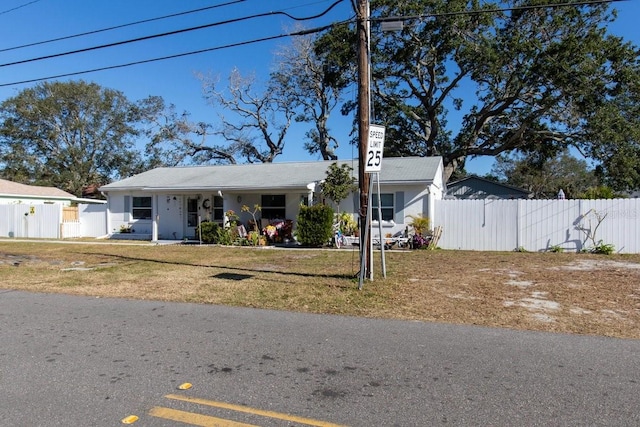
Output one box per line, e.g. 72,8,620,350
359,124,386,290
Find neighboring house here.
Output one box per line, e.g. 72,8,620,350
99,156,446,241
446,176,532,200
0,178,78,205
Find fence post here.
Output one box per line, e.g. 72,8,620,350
516,199,521,250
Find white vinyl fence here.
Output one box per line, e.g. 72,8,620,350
434,198,640,253
1,203,107,239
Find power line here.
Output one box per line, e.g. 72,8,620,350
0,0,345,68
0,0,623,87
0,20,353,88
0,0,246,53
0,0,42,16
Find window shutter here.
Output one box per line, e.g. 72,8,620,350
124,196,130,221
395,191,404,223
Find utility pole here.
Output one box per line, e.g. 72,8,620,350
356,0,371,278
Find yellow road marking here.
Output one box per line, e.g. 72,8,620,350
149,406,257,427
165,394,347,427
121,414,139,424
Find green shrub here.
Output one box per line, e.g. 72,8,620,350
548,245,564,253
296,204,334,247
196,221,220,244
592,242,615,255
216,227,235,245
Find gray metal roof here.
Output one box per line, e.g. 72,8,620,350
100,156,443,192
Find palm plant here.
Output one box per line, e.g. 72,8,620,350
405,214,430,236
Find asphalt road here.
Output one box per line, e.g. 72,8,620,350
1,289,638,426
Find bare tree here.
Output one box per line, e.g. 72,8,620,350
272,30,345,160
144,101,238,166
200,68,295,163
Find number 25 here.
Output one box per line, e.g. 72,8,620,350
367,150,381,167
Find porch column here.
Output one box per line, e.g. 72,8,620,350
306,182,316,206
152,194,159,241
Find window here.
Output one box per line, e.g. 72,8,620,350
212,195,224,222
261,194,286,220
132,196,152,220
371,193,394,221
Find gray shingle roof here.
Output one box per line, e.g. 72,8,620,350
0,178,75,199
100,157,443,192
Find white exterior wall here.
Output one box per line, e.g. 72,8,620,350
363,184,432,239
104,185,438,241
107,192,154,236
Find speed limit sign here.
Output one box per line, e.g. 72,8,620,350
365,124,386,173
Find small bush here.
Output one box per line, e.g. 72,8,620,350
592,242,615,255
296,204,334,247
196,221,220,244
548,245,564,253
412,234,430,249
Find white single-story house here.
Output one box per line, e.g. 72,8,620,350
0,178,78,205
99,156,445,241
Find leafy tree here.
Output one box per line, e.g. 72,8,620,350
321,162,357,212
320,1,640,187
577,185,623,200
491,150,597,198
0,80,164,196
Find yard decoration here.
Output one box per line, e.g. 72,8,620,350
241,204,262,232
337,211,358,236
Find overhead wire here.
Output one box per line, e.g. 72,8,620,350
0,0,247,53
0,14,354,87
0,0,41,16
0,0,345,68
0,0,624,87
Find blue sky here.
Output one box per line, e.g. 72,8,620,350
1,0,638,176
